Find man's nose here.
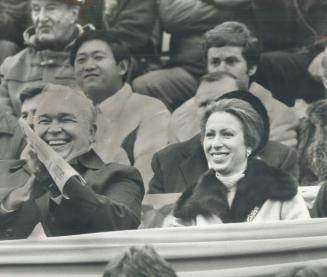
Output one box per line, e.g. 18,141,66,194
47,124,63,134
84,59,97,70
217,62,227,72
37,8,49,22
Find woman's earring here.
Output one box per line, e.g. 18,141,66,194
246,148,252,157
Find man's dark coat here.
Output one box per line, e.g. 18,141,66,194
0,150,144,240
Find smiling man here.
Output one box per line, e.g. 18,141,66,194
71,30,170,189
0,84,144,239
0,0,91,116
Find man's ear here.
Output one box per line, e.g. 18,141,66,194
69,6,80,25
248,65,257,77
89,123,97,144
118,59,129,77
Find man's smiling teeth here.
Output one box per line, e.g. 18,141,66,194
48,140,67,146
211,153,228,158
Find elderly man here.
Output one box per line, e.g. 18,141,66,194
71,30,170,189
149,72,299,194
169,21,299,147
0,0,91,116
0,84,144,240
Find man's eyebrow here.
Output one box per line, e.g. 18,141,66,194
37,113,75,118
77,50,105,56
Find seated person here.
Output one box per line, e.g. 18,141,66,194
0,0,90,116
0,84,144,240
149,75,300,194
0,110,24,159
103,245,177,277
170,22,298,147
297,99,327,186
165,91,310,226
71,30,171,188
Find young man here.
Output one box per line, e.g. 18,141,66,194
0,84,144,239
71,30,170,188
0,0,90,116
170,21,299,147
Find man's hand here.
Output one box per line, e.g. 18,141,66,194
26,149,51,183
2,175,36,212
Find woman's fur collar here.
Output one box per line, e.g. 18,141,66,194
173,159,298,223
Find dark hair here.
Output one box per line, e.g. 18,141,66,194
200,91,269,157
70,30,130,66
20,86,45,104
103,246,177,277
204,21,261,70
45,0,85,6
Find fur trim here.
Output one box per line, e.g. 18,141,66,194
173,159,298,223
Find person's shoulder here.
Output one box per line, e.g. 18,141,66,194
248,158,298,200
129,92,168,113
262,140,297,158
172,97,196,119
155,135,201,159
1,47,33,73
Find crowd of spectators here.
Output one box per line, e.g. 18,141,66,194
0,0,326,243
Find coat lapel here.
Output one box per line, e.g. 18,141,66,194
180,135,208,190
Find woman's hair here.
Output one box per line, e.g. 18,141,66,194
200,98,265,156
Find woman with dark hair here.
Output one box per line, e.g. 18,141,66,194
165,91,310,226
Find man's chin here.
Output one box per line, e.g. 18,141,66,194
36,35,56,46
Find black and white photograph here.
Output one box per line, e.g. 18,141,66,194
0,0,327,276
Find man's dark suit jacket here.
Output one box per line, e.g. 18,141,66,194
0,150,144,240
148,134,299,194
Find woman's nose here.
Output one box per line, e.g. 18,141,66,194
212,136,222,149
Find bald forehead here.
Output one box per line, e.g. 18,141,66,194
196,76,239,102
36,89,95,123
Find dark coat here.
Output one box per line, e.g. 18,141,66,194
102,0,157,57
173,159,298,223
0,111,24,159
0,0,29,45
0,150,144,240
148,134,299,194
311,180,327,218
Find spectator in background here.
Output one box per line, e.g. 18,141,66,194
297,99,327,186
0,111,24,160
103,245,177,277
171,22,299,148
132,0,250,111
71,30,170,189
148,75,299,194
0,0,92,116
0,0,29,65
252,0,327,106
0,84,144,240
